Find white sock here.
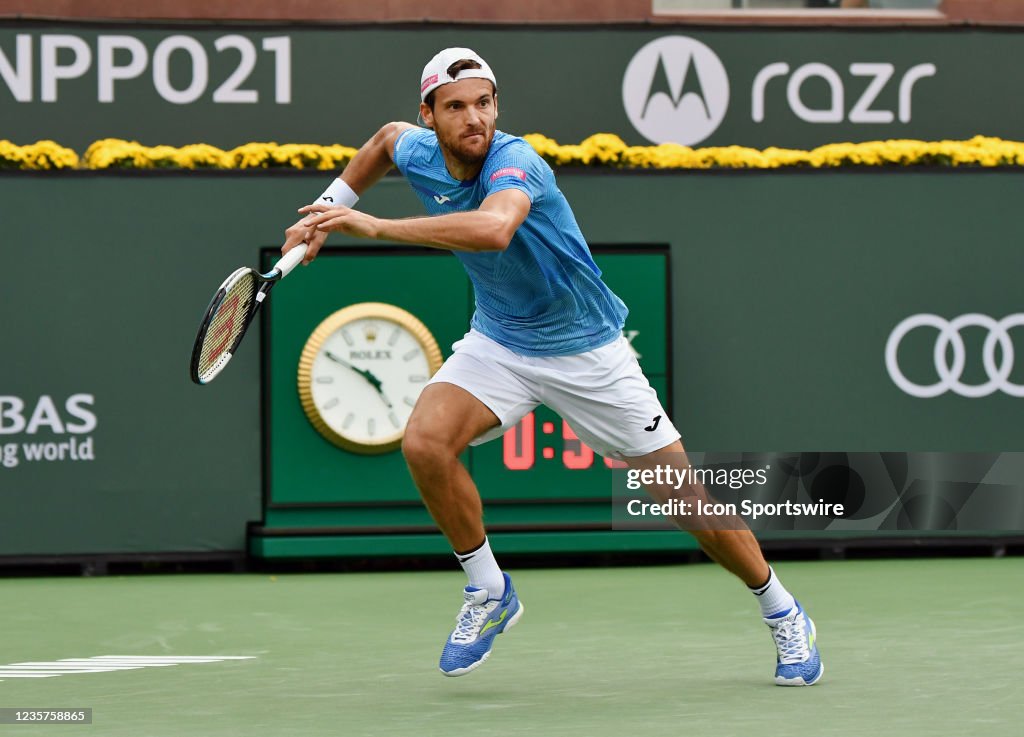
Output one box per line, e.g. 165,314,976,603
454,538,505,599
749,566,796,620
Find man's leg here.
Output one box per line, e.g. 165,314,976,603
402,381,526,677
624,439,771,585
625,440,823,686
534,336,822,685
402,382,497,553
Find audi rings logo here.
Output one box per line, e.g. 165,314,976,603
885,313,1024,398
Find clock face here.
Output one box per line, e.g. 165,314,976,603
298,304,443,453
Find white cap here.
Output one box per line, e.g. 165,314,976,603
419,47,496,102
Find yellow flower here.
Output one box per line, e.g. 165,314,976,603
0,139,79,170
521,134,1024,170
9,135,1024,171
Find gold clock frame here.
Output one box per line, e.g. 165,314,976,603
297,302,444,454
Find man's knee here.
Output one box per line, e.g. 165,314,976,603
401,424,432,469
402,384,498,471
402,420,458,471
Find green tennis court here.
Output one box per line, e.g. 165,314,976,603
3,558,1020,737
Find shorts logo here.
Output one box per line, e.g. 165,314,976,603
622,35,730,146
490,167,527,182
421,74,439,93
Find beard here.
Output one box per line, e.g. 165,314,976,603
435,122,493,166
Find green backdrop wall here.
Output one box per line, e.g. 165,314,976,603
1,170,1022,556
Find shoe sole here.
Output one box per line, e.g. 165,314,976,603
775,661,824,686
440,601,525,678
774,616,823,686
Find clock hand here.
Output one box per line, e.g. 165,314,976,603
337,356,393,409
322,351,394,408
323,350,383,393
376,386,394,410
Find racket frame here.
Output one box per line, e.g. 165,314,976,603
189,244,307,385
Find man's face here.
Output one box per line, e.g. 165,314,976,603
421,78,498,167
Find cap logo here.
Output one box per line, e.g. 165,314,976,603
490,167,526,182
421,74,439,93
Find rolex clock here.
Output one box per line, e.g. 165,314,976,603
297,303,443,454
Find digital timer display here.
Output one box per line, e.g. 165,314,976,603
502,412,626,471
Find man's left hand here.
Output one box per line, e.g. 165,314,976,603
298,203,382,240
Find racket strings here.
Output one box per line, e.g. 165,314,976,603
198,273,257,381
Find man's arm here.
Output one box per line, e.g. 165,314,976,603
299,188,531,253
282,121,416,263
337,121,417,193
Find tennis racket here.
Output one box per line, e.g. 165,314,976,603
189,244,308,385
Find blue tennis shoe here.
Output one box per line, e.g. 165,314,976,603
765,601,823,686
439,572,523,677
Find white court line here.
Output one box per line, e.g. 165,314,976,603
0,655,256,682
50,663,180,667
94,656,254,661
0,670,127,676
12,662,148,668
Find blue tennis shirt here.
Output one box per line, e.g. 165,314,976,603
393,128,627,356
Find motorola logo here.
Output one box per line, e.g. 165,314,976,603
885,313,1024,398
621,36,935,146
622,36,729,146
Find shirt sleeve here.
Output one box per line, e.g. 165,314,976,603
481,140,548,205
392,127,432,176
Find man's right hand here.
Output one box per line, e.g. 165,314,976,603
280,121,413,265
282,213,329,265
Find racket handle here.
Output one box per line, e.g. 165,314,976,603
275,243,309,278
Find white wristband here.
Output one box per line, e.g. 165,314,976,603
316,178,359,208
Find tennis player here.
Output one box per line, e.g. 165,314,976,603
281,48,823,686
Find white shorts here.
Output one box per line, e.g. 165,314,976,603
427,330,680,459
